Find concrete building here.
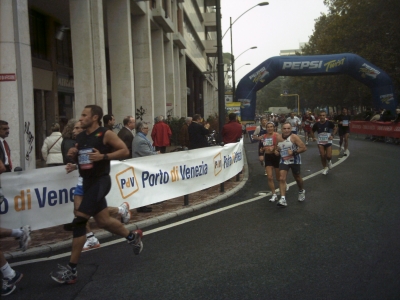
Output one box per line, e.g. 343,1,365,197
0,0,219,170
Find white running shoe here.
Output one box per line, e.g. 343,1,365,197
119,202,131,224
269,194,278,202
322,168,328,175
19,225,31,252
298,189,306,202
277,197,287,207
82,236,100,251
328,161,333,169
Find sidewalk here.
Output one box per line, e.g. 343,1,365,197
2,171,247,260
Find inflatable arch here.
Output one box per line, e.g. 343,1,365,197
235,53,398,121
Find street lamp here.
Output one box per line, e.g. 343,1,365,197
224,2,269,100
280,93,300,114
235,63,250,74
230,46,256,98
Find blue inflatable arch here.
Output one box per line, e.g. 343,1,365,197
235,53,398,121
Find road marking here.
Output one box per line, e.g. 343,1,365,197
10,145,349,267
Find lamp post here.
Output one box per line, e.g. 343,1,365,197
231,46,256,100
280,93,300,114
223,2,269,101
235,63,250,74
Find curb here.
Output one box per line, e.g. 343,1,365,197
6,148,249,260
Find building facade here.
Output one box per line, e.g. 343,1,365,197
0,0,219,170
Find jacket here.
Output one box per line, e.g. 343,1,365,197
41,132,63,165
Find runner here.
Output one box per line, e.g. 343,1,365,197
259,122,281,202
50,105,143,284
302,111,315,145
252,117,268,175
274,122,307,207
285,112,301,134
312,111,337,175
334,107,351,156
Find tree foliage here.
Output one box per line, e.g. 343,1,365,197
282,0,400,111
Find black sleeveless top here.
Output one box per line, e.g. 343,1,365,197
76,127,111,179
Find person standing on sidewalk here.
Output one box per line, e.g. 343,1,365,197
41,123,64,167
312,111,337,175
50,105,143,284
222,113,242,144
334,107,351,157
274,122,307,207
151,115,172,153
117,116,135,157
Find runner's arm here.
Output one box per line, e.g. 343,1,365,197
102,130,129,160
292,135,307,154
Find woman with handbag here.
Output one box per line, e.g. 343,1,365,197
41,123,63,167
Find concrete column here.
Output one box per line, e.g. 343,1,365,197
132,12,154,127
69,0,107,115
179,52,187,116
151,29,166,117
0,0,35,170
106,0,135,125
164,35,175,117
173,47,181,117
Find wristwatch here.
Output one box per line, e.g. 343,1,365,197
103,154,109,160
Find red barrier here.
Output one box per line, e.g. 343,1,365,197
350,121,400,138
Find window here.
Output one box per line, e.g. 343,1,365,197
29,10,48,60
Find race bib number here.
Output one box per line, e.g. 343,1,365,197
342,120,349,126
78,148,93,169
263,138,273,146
280,147,293,160
318,133,330,144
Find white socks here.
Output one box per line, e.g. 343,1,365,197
1,262,16,279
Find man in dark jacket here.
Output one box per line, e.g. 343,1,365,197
117,116,135,158
188,114,210,149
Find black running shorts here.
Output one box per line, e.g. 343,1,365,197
279,163,301,175
264,153,280,168
78,175,111,216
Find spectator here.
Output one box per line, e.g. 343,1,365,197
103,114,115,130
61,119,78,164
41,123,63,167
132,121,158,213
222,113,242,144
117,116,135,158
151,115,172,153
188,114,210,149
0,120,12,172
179,117,192,149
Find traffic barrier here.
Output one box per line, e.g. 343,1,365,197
350,121,400,138
0,140,244,230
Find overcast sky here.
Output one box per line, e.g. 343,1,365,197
220,0,328,85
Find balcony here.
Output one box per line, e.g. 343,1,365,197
202,40,217,57
173,32,186,49
202,12,216,31
152,1,174,32
131,0,146,16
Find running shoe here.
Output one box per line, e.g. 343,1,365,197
298,189,306,202
2,280,16,297
2,270,23,296
328,161,333,169
269,194,278,202
82,236,101,251
127,230,143,255
18,225,31,252
322,168,328,175
277,198,287,207
119,202,131,224
50,264,77,284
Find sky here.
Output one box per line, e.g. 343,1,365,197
220,0,329,85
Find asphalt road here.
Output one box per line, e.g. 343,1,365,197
7,134,400,300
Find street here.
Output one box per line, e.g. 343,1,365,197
7,134,400,300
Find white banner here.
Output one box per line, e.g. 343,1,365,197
0,140,244,230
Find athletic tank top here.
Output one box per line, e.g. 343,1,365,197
76,127,111,178
277,134,301,165
312,121,334,145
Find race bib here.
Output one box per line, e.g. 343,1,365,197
280,147,293,160
342,120,349,126
78,148,93,169
263,138,273,146
318,132,330,144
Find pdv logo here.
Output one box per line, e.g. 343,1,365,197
116,167,139,199
213,152,222,176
